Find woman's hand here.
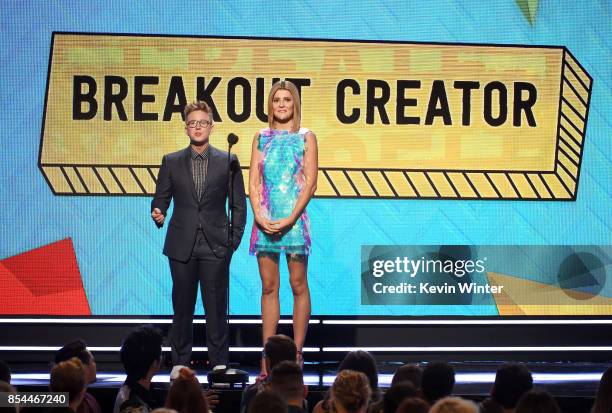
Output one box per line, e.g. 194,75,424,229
255,214,279,235
270,217,296,234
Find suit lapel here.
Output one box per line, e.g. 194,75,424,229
181,146,199,202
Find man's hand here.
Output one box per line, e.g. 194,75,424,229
151,208,165,225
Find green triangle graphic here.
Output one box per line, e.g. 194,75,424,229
516,0,539,26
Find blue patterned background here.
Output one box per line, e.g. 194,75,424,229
1,0,610,315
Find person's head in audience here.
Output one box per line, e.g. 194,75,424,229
50,357,87,411
430,396,479,413
395,397,430,413
152,409,178,413
120,407,149,413
490,363,533,410
330,370,371,413
591,366,612,413
249,389,288,413
0,380,17,413
338,350,379,399
268,361,307,407
55,339,97,384
264,334,297,373
421,362,455,404
0,380,15,393
383,381,418,413
391,364,423,388
120,325,163,387
480,397,504,413
0,360,10,384
165,367,208,413
515,389,560,413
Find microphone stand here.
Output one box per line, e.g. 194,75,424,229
226,132,238,253
226,134,235,360
208,133,248,388
227,142,234,256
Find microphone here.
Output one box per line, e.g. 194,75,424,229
227,133,239,147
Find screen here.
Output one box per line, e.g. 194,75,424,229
1,1,610,316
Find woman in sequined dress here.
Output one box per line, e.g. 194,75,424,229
248,80,318,377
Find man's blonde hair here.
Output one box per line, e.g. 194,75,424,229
184,101,213,120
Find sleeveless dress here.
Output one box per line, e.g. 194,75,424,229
249,127,312,255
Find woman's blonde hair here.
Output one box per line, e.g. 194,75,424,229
430,396,479,413
331,370,371,412
268,80,301,132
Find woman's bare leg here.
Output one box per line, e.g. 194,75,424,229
287,254,310,361
258,252,280,375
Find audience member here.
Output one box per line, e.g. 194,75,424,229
391,364,423,388
381,381,418,413
268,361,308,413
481,363,533,413
591,366,612,413
0,380,18,413
249,389,288,413
0,360,11,383
330,370,371,413
339,351,380,400
430,396,479,413
49,357,87,412
118,408,148,413
55,339,102,413
165,367,208,413
395,397,430,413
240,334,297,413
114,325,163,413
314,350,380,413
168,369,217,410
515,389,560,413
421,362,455,405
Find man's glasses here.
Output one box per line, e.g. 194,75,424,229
186,120,212,128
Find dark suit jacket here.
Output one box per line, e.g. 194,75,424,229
151,145,247,261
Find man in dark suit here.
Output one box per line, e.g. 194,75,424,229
151,101,247,370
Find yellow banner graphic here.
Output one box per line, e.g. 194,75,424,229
39,33,592,199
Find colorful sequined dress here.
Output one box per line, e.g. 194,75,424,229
249,127,312,255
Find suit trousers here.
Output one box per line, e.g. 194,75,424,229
168,229,229,367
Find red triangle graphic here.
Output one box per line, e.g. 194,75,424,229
1,238,91,315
